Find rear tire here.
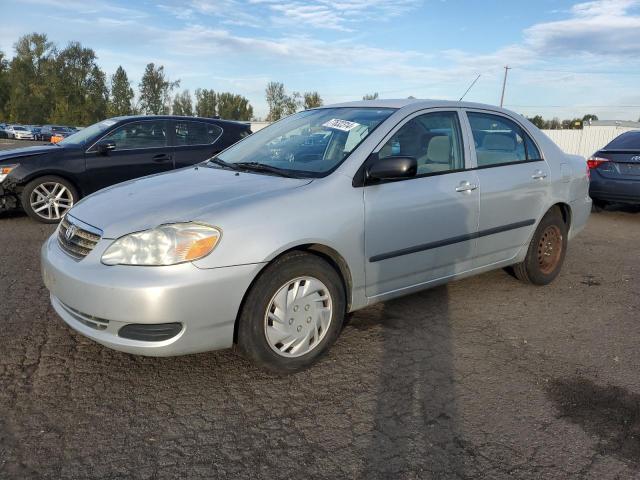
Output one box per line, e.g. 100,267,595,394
20,176,78,223
512,208,568,286
591,199,607,213
237,251,346,374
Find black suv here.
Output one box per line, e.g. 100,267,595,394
0,115,251,222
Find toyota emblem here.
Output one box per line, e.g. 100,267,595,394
65,224,78,241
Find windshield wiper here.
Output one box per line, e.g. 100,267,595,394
206,157,241,171
234,162,300,178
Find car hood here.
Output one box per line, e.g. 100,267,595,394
69,166,313,238
0,145,60,162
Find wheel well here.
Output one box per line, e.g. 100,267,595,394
551,202,571,227
232,244,353,344
19,173,83,199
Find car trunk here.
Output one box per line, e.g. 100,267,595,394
595,149,640,180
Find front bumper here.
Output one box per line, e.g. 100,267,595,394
0,181,19,211
41,234,265,356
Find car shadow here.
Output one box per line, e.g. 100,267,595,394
596,203,640,214
351,286,464,478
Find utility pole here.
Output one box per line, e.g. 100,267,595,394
500,65,511,107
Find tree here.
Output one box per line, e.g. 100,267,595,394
528,115,546,129
172,90,193,116
216,92,253,120
51,41,108,125
582,114,598,124
265,82,303,120
138,63,179,115
362,92,379,100
265,81,287,121
6,33,56,124
194,88,217,117
548,117,561,130
0,51,9,118
303,91,323,109
109,66,134,117
284,91,301,116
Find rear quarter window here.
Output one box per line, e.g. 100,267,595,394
175,121,223,146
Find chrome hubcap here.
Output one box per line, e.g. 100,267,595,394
264,276,332,358
30,182,74,220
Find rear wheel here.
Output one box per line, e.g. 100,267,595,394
591,199,607,212
512,208,568,285
20,176,78,223
237,252,346,374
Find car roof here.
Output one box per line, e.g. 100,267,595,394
109,115,250,128
321,98,520,116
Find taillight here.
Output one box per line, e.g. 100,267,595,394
587,156,609,170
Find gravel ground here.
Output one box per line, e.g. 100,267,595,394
1,139,639,479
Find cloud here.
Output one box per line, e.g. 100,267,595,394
182,0,421,31
524,0,640,57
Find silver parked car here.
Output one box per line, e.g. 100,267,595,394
41,100,591,372
6,125,34,140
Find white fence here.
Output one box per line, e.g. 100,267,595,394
542,126,638,158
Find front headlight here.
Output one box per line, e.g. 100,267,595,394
101,223,221,266
0,164,18,183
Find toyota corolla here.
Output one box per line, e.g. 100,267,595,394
41,100,591,373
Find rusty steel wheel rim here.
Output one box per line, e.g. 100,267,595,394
537,225,563,275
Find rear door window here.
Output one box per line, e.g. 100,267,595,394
467,112,531,167
175,121,222,146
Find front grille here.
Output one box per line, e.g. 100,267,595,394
58,216,102,260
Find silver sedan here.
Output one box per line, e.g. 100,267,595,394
41,100,591,373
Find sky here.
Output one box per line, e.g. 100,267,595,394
1,0,640,120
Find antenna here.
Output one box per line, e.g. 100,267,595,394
459,74,481,101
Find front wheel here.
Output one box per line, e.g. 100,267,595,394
237,252,346,374
20,176,78,223
512,208,568,285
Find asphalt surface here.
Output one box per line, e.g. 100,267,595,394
1,139,640,479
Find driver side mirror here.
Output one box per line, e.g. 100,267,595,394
96,140,116,155
367,155,417,182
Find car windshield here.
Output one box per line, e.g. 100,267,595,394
214,107,394,177
58,120,115,146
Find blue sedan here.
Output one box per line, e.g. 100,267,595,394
588,131,640,210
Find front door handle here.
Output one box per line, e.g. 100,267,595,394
532,169,548,180
455,181,478,193
152,154,172,163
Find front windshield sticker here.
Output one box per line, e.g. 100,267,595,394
322,119,361,132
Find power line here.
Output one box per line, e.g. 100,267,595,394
505,105,640,108
514,66,640,76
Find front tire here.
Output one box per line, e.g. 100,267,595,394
512,208,568,285
20,176,78,223
237,252,346,374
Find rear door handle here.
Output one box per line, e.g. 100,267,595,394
532,170,548,180
455,181,478,193
152,154,172,163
